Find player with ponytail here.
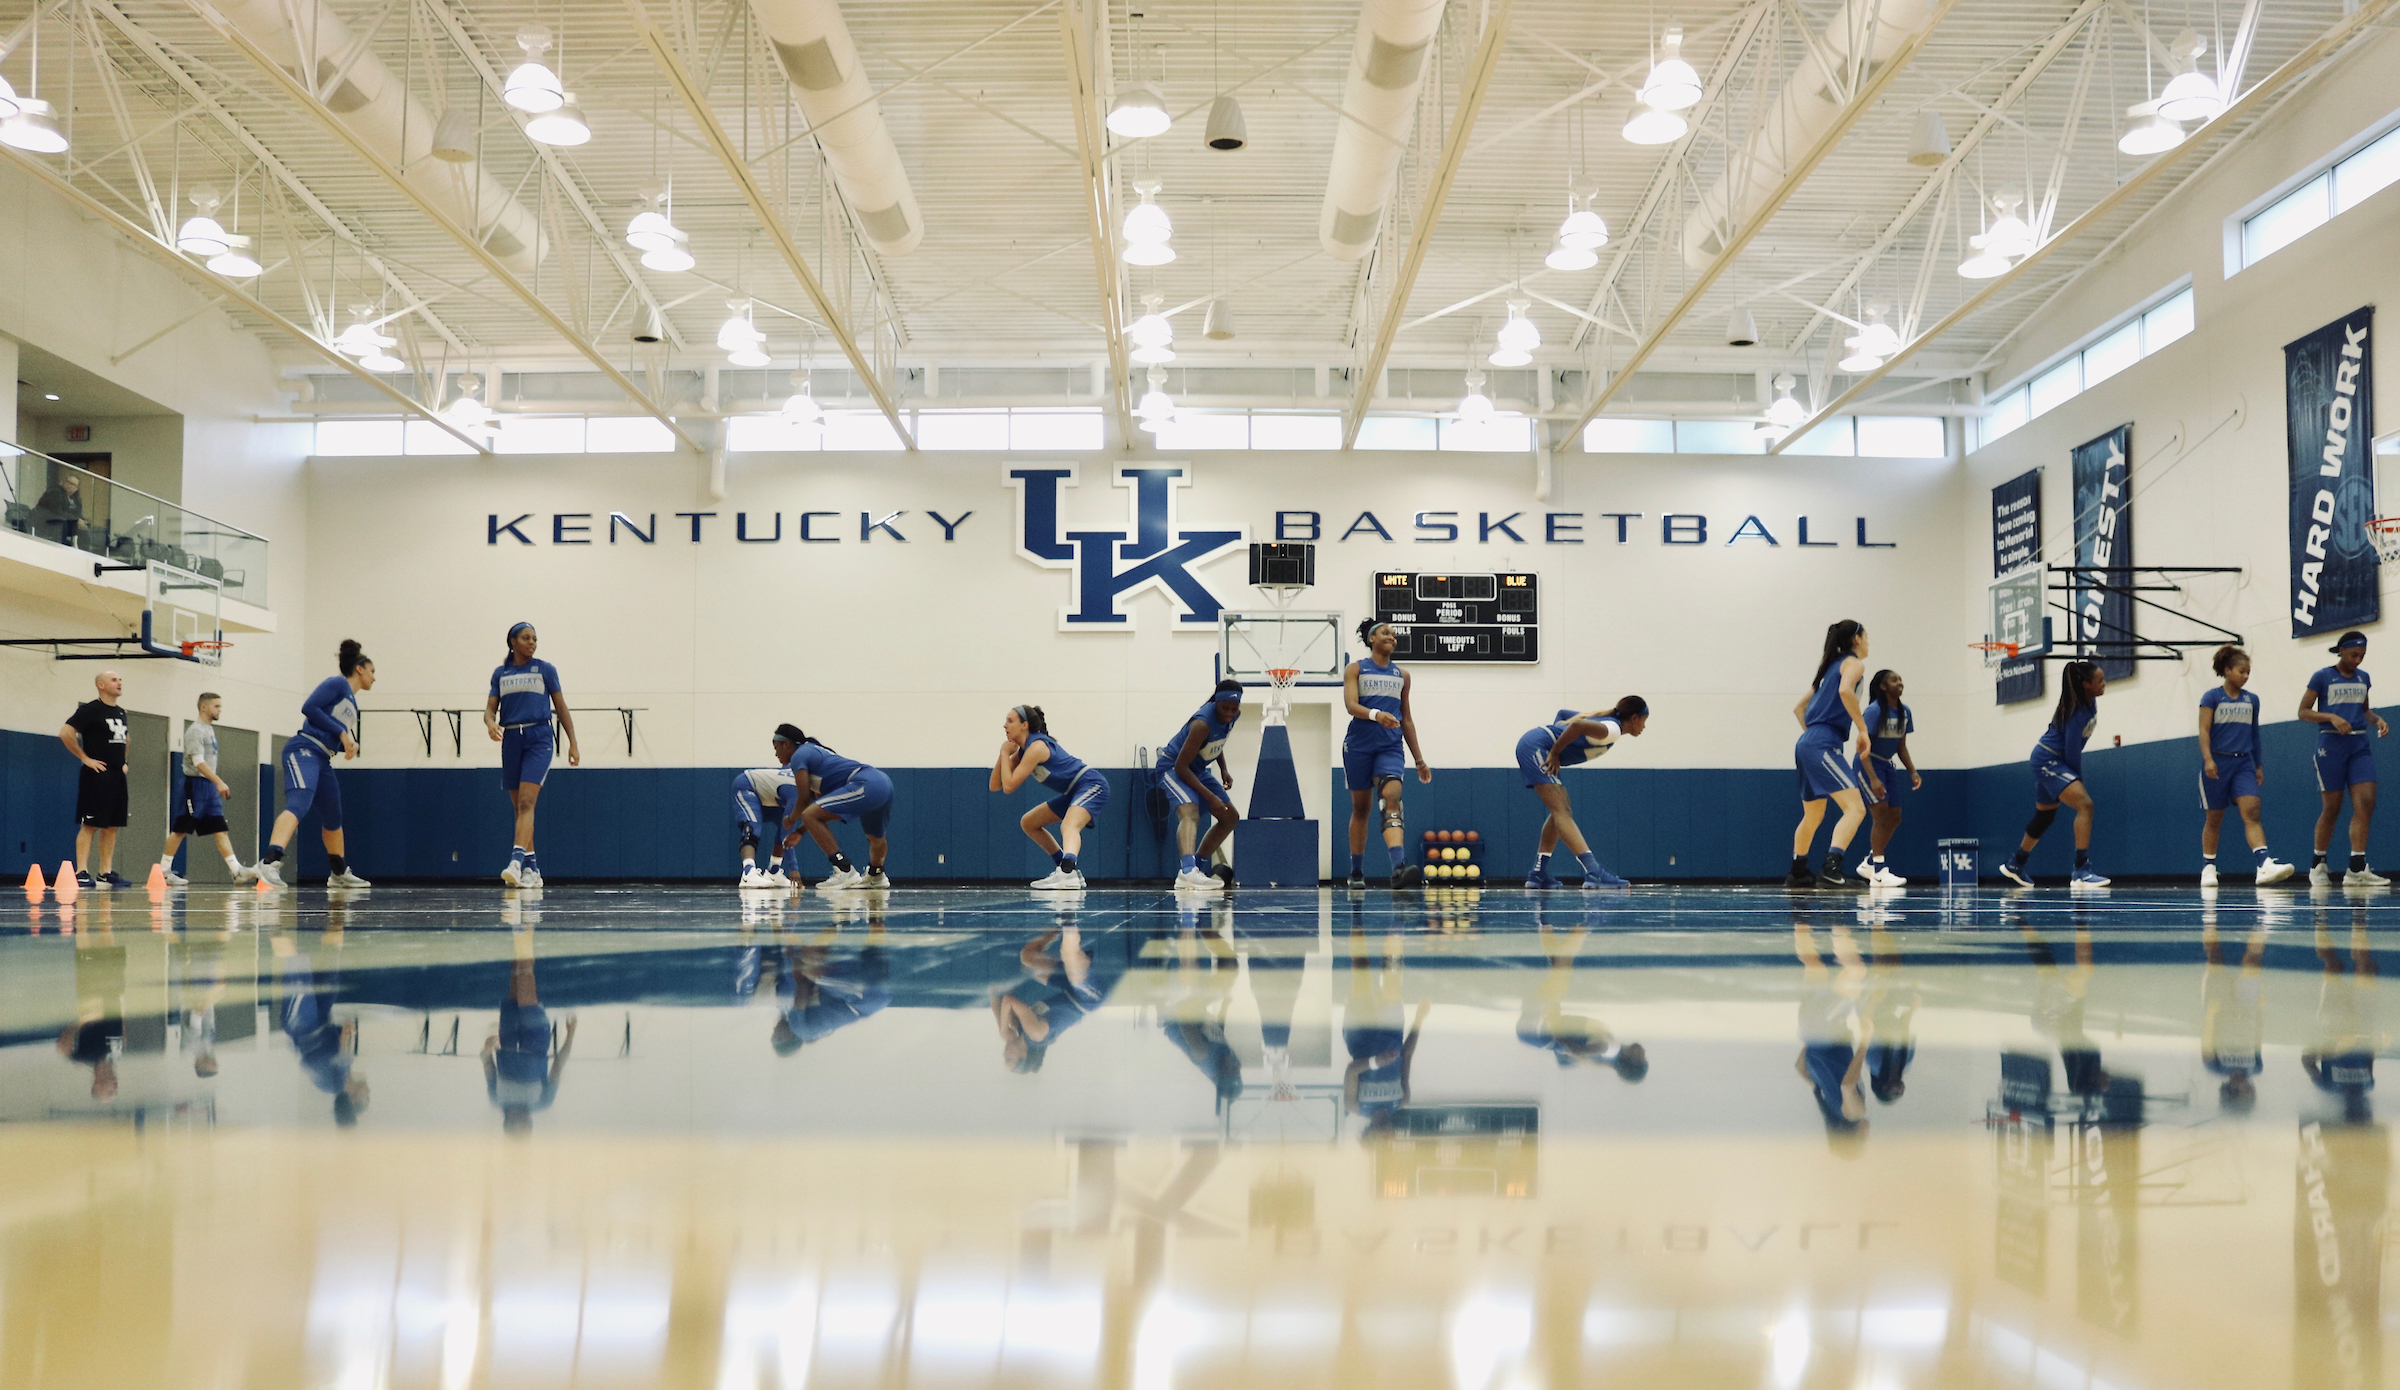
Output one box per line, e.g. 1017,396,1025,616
255,639,376,890
1515,695,1648,888
993,703,1112,890
2000,659,2109,887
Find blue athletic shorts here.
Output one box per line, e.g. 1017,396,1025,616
2316,742,2377,793
1516,728,1562,788
2200,755,2262,810
1045,770,1112,819
815,766,894,837
1795,734,1859,801
2031,756,2081,805
1857,757,1907,807
281,741,344,831
501,724,554,790
184,773,225,819
1345,743,1406,791
1160,763,1229,809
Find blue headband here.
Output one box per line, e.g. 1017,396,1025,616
508,622,535,642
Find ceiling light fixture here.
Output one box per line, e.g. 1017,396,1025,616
2157,30,2224,122
1203,299,1235,340
358,348,407,373
1637,28,1703,112
1839,305,1901,372
718,299,768,366
43,392,61,401
1204,95,1246,150
1544,239,1598,271
782,374,824,426
1727,308,1759,347
0,99,67,155
331,305,395,358
176,190,230,257
444,374,496,433
1959,194,2035,277
1622,99,1688,146
1455,370,1496,425
1756,373,1805,438
626,190,694,271
2117,103,2185,157
1907,109,1951,166
1135,367,1176,432
1489,301,1539,367
504,26,564,113
1131,295,1175,364
1107,81,1171,139
1122,180,1174,265
525,92,590,147
1557,198,1610,251
207,240,262,279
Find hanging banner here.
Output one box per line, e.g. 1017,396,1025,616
2287,305,2378,637
1991,468,2045,705
2071,425,2135,680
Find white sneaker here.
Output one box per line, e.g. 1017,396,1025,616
328,869,371,889
230,862,257,883
2346,867,2391,887
2200,863,2219,888
820,867,866,891
763,869,793,889
739,866,771,888
502,860,526,888
161,866,188,887
1031,867,1079,890
520,867,543,889
255,861,287,889
2255,858,2295,886
1869,863,1907,887
859,869,894,890
2311,863,2334,886
1174,867,1223,892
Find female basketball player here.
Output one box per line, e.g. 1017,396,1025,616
775,725,895,890
1343,621,1431,888
2198,646,2294,886
1516,697,1646,888
993,704,1112,890
1789,621,1871,890
2000,659,2109,887
485,622,581,889
2300,630,2389,886
1158,679,1244,892
1855,669,1919,886
253,639,375,890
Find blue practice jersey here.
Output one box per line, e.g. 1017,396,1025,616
295,675,359,754
489,657,562,727
1860,702,1913,764
1159,698,1239,767
1536,710,1623,769
1346,658,1405,752
2036,703,2099,772
1027,732,1089,793
2199,687,2260,758
787,741,870,795
1802,663,1857,739
2308,665,2374,745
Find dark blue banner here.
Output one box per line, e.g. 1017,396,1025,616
2071,425,2135,680
2287,305,2378,637
1991,468,2045,705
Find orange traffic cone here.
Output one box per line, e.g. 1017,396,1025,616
54,862,79,904
22,864,43,893
146,863,167,891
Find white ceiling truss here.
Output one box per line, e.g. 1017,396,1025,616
0,0,2382,450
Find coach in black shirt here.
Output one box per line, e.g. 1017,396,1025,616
60,670,133,890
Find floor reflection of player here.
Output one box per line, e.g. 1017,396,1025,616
2022,907,2111,1100
485,928,575,1134
1162,898,1245,1112
1793,909,1868,1154
1343,909,1426,1138
1863,919,1918,1105
993,914,1120,1072
273,933,369,1126
771,915,892,1056
2201,902,2268,1113
56,934,129,1101
180,930,231,1079
1517,906,1646,1080
2304,908,2381,1121
1240,901,1306,1097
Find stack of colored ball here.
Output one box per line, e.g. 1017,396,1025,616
1419,828,1483,879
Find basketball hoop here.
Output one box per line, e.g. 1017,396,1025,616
181,639,231,659
1970,640,2019,669
2370,517,2400,565
1265,668,1301,727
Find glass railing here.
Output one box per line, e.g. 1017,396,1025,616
1,442,269,605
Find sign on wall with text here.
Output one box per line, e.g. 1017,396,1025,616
2070,425,2136,680
1991,467,2045,705
2286,305,2378,637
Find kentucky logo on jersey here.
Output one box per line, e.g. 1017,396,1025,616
1008,465,1246,630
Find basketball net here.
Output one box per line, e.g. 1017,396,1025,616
1265,667,1300,727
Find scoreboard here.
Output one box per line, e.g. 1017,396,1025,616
1373,571,1540,663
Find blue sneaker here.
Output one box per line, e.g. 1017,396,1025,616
1524,869,1559,889
1582,864,1629,888
1998,862,2035,888
2071,865,2111,887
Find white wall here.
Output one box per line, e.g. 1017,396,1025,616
0,162,313,758
306,447,1967,773
1960,31,2400,756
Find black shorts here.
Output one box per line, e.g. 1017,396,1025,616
172,812,230,835
76,768,129,827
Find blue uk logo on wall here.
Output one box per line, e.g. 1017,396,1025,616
1008,464,1247,630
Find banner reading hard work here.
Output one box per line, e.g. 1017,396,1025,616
1991,468,2045,705
2071,425,2135,680
2287,305,2378,637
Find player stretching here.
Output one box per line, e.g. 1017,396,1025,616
2198,646,2294,887
1160,680,1244,892
2000,660,2108,888
1343,621,1431,889
1517,698,1645,888
1855,670,1920,887
255,639,375,890
734,726,805,888
486,622,580,889
2301,631,2390,887
777,728,896,890
1788,620,1871,890
994,704,1112,891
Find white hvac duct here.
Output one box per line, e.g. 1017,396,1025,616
1681,0,1933,266
1318,0,1446,261
206,0,547,276
749,0,923,257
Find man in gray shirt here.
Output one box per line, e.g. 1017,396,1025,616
161,691,253,885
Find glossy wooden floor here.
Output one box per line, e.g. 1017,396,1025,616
1,881,2391,1388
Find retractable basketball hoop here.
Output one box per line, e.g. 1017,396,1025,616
1219,543,1342,727
1969,640,2019,668
2370,517,2400,565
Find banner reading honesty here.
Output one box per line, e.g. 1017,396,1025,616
2287,305,2378,637
1991,468,2045,705
2071,425,2135,680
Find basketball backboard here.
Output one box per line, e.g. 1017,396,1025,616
1986,569,2047,666
141,561,226,666
1217,610,1344,687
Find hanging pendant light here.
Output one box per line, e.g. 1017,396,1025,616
1981,196,2035,258
1956,236,2014,279
1906,109,1951,166
782,374,824,426
445,375,495,432
2118,103,2185,156
1135,367,1176,432
1455,370,1496,424
1637,28,1703,112
525,93,591,147
207,240,263,279
1204,95,1246,150
1203,299,1235,340
1755,373,1805,439
1544,239,1598,271
1840,306,1900,371
332,305,395,358
718,299,767,367
1122,180,1174,265
1557,200,1609,250
1727,308,1759,347
626,190,693,270
1131,295,1175,364
0,98,67,153
504,27,565,113
1622,100,1688,146
1107,82,1171,139
1489,301,1539,367
2157,30,2224,122
176,190,230,257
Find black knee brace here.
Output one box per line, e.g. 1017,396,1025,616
2025,806,2059,840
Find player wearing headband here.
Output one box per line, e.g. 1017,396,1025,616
734,726,805,888
993,704,1112,891
2302,630,2390,886
1516,699,1645,888
486,622,580,889
1159,680,1245,892
1343,620,1430,889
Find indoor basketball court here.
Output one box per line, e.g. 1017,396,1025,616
3,0,2399,1382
